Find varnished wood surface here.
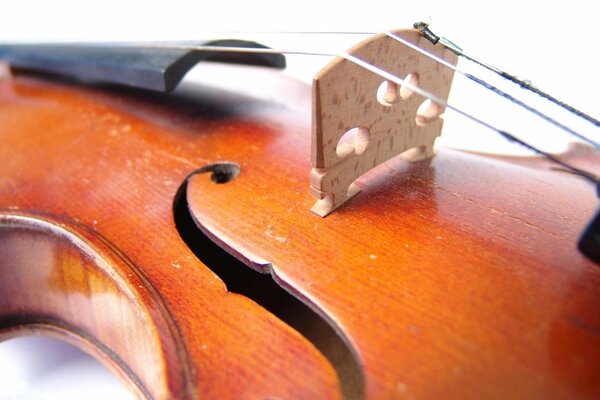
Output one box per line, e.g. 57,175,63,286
0,62,599,400
0,214,187,399
185,72,600,397
0,70,341,399
189,143,600,398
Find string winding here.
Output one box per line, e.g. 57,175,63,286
385,30,599,148
414,22,600,129
344,53,599,185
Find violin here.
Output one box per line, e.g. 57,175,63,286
1,8,599,400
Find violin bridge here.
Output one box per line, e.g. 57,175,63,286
310,28,457,217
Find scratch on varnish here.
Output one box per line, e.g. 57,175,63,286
153,149,211,169
265,229,287,244
433,184,569,242
566,315,600,336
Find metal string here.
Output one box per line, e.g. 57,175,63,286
11,39,596,184
344,53,599,184
191,28,600,136
413,22,600,129
15,31,599,143
384,31,600,148
122,42,598,184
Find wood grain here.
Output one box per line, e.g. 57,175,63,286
0,214,182,399
0,53,599,400
185,67,600,399
311,29,457,216
0,69,342,399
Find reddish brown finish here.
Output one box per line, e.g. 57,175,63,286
186,75,600,397
189,144,600,398
0,61,599,400
0,69,341,399
0,213,189,399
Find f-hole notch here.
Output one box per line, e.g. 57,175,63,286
195,162,239,184
173,165,364,400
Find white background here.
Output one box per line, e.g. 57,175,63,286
0,1,598,398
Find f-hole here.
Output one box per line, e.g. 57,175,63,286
173,166,364,400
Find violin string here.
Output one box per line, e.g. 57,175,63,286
344,53,599,184
129,42,598,184
41,42,338,57
413,22,600,129
18,33,596,141
197,28,600,138
384,31,600,148
22,39,594,184
23,35,600,147
207,31,375,35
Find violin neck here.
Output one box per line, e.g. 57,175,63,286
0,39,285,92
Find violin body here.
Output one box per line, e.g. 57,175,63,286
0,57,599,400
